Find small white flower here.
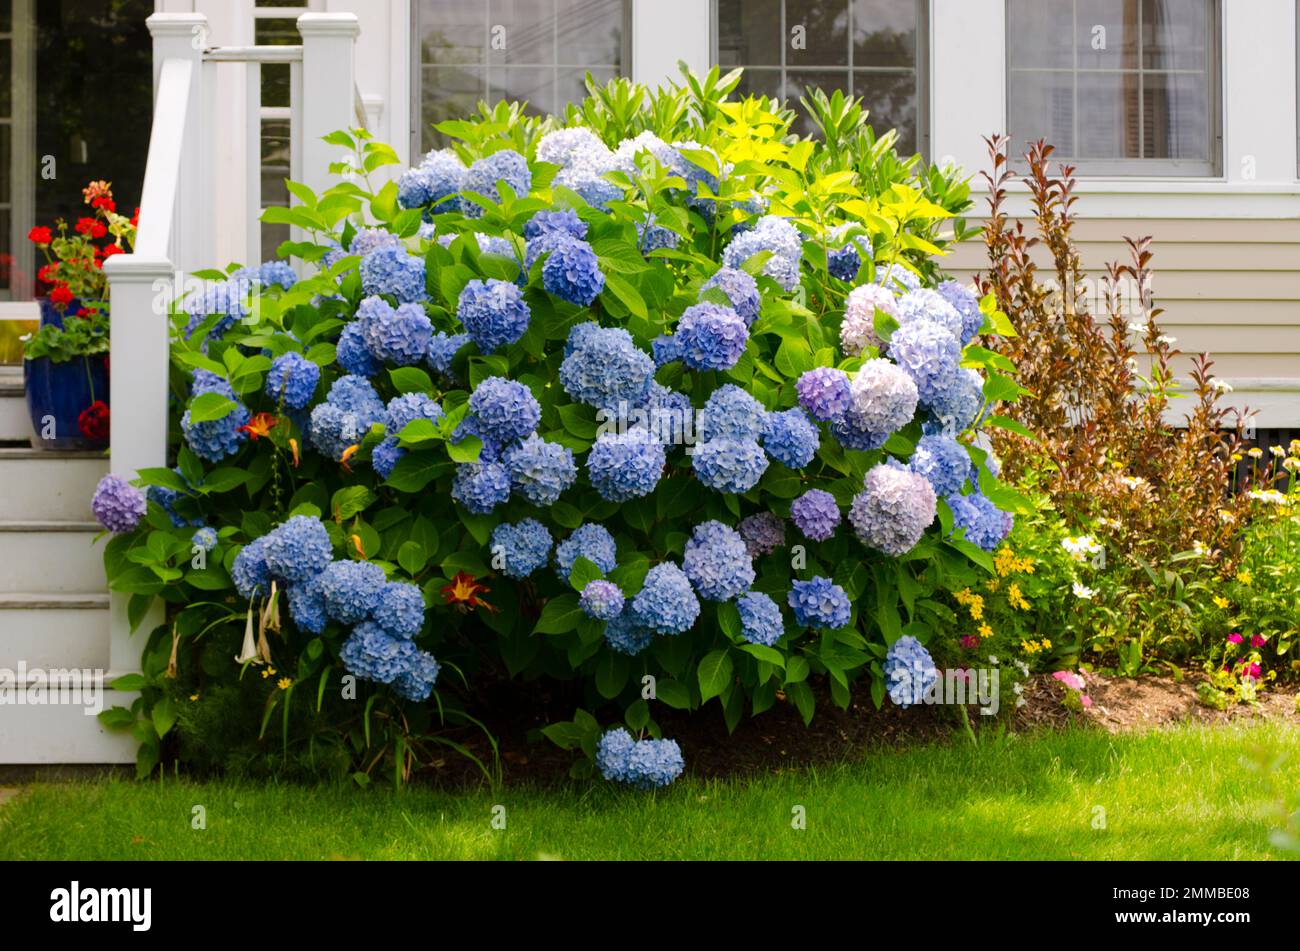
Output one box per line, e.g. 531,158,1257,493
988,655,999,666
1211,379,1234,394
1073,582,1096,599
1015,697,1027,707
1157,335,1177,346
1127,321,1148,335
1119,476,1146,490
1248,489,1288,505
1191,540,1207,556
1012,682,1024,694
1270,445,1285,458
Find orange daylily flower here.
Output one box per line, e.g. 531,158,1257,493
238,412,279,441
339,444,360,472
350,534,366,559
441,571,498,614
288,437,300,467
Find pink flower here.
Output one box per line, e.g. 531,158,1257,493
1251,634,1267,648
1052,670,1086,691
1227,632,1243,644
960,635,979,649
1080,695,1093,708
1248,663,1261,679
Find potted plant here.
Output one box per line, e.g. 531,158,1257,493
22,181,136,449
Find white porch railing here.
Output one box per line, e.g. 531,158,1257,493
101,12,361,681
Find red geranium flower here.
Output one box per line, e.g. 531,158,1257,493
49,284,74,307
37,263,59,284
92,196,116,213
102,244,124,259
78,401,110,441
74,217,107,239
130,207,140,227
28,226,53,245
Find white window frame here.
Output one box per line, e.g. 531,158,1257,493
3,0,34,301
1004,0,1223,178
709,0,931,157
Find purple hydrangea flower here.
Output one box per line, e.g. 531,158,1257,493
840,283,899,356
91,474,147,533
790,488,841,541
796,367,852,422
848,358,919,435
849,463,937,556
738,512,785,557
580,579,625,621
675,302,748,372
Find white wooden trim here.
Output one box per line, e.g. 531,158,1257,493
297,13,360,204
8,0,35,302
633,0,709,90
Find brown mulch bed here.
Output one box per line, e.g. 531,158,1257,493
433,669,1300,787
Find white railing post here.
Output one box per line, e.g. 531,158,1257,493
145,12,212,274
297,13,361,200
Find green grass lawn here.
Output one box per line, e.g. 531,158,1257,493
3,721,1297,860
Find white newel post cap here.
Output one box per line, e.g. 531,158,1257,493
145,12,209,42
296,12,361,38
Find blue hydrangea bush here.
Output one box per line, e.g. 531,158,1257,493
96,74,1025,784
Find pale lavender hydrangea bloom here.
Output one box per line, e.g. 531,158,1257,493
849,463,937,556
848,358,919,435
840,283,899,356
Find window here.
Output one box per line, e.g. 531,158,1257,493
1006,0,1221,176
713,0,927,154
413,0,631,153
255,0,312,261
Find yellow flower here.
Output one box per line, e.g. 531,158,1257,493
189,693,200,702
954,588,973,606
1237,570,1253,585
968,595,985,621
978,623,993,639
1042,638,1052,649
1247,448,1263,459
261,665,277,679
985,578,1001,592
1008,583,1030,610
278,677,293,690
1212,595,1230,609
1021,639,1042,655
1231,453,1243,462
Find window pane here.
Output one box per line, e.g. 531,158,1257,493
261,119,291,208
489,65,555,116
786,0,850,67
421,65,485,151
418,0,484,63
733,67,784,103
853,0,917,67
716,0,782,67
0,0,11,34
1143,0,1210,68
1007,70,1074,157
854,70,917,153
488,0,552,66
558,66,617,110
1077,71,1139,158
1143,70,1208,158
1075,0,1140,69
0,209,11,293
557,0,624,66
1007,0,1074,68
0,39,9,118
0,122,10,205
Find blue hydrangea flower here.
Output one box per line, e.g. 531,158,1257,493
699,384,767,443
910,433,970,497
523,229,573,275
692,438,768,494
319,560,387,624
604,609,655,656
738,512,785,557
947,490,1013,552
265,351,320,409
876,263,921,294
937,279,984,345
926,367,985,434
463,149,531,215
349,227,403,257
631,562,700,635
840,283,899,356
181,373,249,462
887,318,961,404
675,302,748,372
542,237,605,306
701,266,761,326
357,296,433,365
372,582,426,639
796,367,852,422
191,526,218,552
393,649,442,702
787,577,851,629
450,461,512,514
847,358,919,435
524,208,588,241
326,374,385,417
830,411,890,452
636,216,679,253
309,402,374,462
762,408,819,469
884,635,938,708
682,520,755,601
622,736,685,789
457,278,530,354
559,324,654,412
467,376,541,445
262,515,332,582
722,215,803,291
450,413,508,464
504,433,577,506
398,148,466,213
595,727,637,782
827,224,873,282
336,322,380,377
427,331,469,378
537,127,608,166
491,518,553,579
850,463,937,556
790,488,840,541
653,334,681,368
231,536,271,599
897,288,964,341
638,383,694,447
554,523,618,582
736,591,784,646
340,620,416,685
287,576,326,634
148,481,191,529
386,393,444,434
580,579,625,621
372,437,404,479
587,427,665,501
234,260,298,290
360,245,428,304
183,280,249,341
91,474,146,533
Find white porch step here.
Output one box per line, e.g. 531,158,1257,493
0,522,106,593
0,593,110,670
0,371,33,443
0,447,106,522
0,677,137,764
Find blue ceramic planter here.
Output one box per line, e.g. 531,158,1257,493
24,297,110,450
